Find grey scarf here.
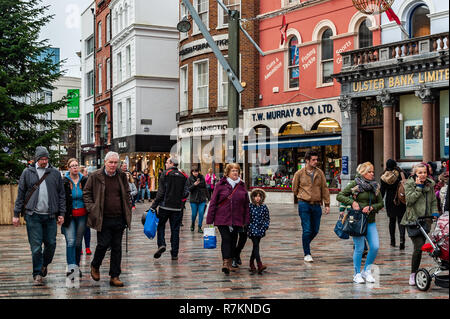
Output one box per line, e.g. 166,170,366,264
353,176,380,196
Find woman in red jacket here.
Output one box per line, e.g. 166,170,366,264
206,163,250,274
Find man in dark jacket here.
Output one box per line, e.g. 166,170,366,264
150,157,189,260
83,151,132,287
13,146,66,286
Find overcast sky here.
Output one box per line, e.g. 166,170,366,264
39,0,94,78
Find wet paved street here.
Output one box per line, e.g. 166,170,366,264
0,202,448,299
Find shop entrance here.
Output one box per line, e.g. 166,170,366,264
359,128,384,180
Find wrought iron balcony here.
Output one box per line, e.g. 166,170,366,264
340,32,449,68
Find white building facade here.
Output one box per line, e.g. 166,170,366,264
109,0,179,180
80,2,97,171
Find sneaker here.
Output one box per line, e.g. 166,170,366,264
231,258,239,268
353,273,365,284
304,255,313,262
86,248,92,255
154,246,166,259
33,275,44,286
362,270,376,283
409,273,416,286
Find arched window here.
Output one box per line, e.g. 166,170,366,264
278,121,304,136
119,7,123,31
124,4,128,28
410,5,430,38
288,36,299,88
321,28,333,84
358,20,373,48
310,118,341,134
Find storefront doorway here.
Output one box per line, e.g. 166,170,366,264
359,128,383,180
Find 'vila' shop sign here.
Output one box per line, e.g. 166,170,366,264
251,104,335,122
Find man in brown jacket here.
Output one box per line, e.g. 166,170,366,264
83,151,132,287
292,150,330,263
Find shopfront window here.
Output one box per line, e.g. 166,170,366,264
440,90,449,158
247,119,342,190
400,94,423,159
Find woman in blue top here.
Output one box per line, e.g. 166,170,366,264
62,158,88,279
248,188,270,274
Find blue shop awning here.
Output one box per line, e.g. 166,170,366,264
243,135,341,150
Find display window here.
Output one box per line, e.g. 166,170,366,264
120,152,169,190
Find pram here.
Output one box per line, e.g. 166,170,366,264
414,212,449,291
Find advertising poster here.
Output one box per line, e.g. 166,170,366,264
404,120,423,157
445,117,449,156
67,89,80,118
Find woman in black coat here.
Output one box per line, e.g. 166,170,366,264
187,168,208,233
380,159,407,249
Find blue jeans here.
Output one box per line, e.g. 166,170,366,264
25,213,57,277
190,202,206,227
141,184,150,201
353,222,379,275
62,215,87,270
298,201,322,256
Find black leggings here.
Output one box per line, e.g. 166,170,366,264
410,235,426,273
389,215,406,244
234,231,248,259
217,226,238,259
250,236,262,263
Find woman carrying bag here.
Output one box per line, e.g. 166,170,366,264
400,163,437,286
337,162,383,284
206,163,250,275
380,159,407,249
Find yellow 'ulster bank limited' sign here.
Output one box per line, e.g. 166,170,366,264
352,68,449,92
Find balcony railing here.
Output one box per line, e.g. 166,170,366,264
341,32,449,67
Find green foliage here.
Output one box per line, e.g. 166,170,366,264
0,0,69,184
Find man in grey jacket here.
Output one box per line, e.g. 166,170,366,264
13,146,66,286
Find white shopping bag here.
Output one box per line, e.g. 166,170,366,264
203,226,216,249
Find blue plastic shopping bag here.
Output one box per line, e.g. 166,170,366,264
203,227,216,249
143,209,159,239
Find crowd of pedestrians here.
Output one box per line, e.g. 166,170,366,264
12,146,449,288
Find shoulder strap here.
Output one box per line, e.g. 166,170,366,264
218,184,240,208
21,171,50,214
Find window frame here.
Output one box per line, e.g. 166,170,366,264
193,0,209,35
287,36,300,90
86,70,94,97
97,21,102,48
106,14,111,43
126,45,131,78
86,36,94,56
126,98,132,135
98,63,102,94
180,65,188,112
106,58,111,90
193,59,209,111
218,0,240,28
319,28,334,86
117,102,123,137
217,56,229,109
117,52,122,83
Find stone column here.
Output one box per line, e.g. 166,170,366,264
377,90,395,165
338,95,358,188
415,86,434,163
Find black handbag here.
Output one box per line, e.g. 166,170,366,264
342,193,371,237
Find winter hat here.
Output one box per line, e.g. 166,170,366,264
34,146,49,162
386,159,397,170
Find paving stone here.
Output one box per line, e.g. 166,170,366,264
0,203,448,299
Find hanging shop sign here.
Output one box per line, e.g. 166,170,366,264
352,69,449,93
67,89,80,118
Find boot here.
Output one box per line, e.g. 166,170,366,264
198,226,203,233
257,261,267,274
190,223,195,231
110,277,124,287
90,265,100,281
222,259,231,275
399,242,405,250
249,259,256,273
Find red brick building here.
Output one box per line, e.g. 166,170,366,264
94,0,113,166
177,0,259,175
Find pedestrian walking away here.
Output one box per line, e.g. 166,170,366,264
13,146,66,286
292,150,330,262
401,163,437,286
248,188,270,275
83,151,132,287
337,162,384,284
127,172,138,209
380,159,407,250
188,168,208,233
206,163,250,275
62,158,88,281
150,157,189,261
205,168,217,200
